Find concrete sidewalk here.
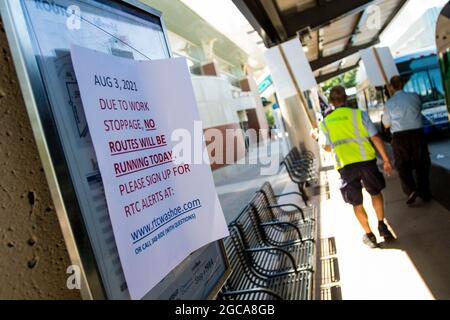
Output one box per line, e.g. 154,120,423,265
318,167,450,299
214,137,450,299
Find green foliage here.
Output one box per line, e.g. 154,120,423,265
321,69,358,93
265,109,275,128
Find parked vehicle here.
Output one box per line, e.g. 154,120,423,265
396,49,449,134
356,49,449,136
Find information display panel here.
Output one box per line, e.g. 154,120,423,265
0,0,230,300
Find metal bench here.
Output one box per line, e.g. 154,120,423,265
291,147,315,163
288,148,317,170
258,181,316,223
284,150,318,181
231,205,314,274
249,192,315,245
280,150,318,203
219,225,313,300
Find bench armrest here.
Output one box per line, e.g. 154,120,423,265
246,246,297,272
260,221,303,242
268,204,306,221
275,191,303,198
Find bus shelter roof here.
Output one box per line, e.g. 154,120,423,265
233,0,407,83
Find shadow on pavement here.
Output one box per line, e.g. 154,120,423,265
380,181,450,299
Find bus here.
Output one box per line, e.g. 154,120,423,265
357,49,449,135
396,49,449,133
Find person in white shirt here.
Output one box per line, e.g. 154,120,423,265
382,76,431,204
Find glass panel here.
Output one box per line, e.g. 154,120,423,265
428,68,445,101
403,71,433,103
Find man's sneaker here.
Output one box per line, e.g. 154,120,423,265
362,233,378,248
378,222,395,241
406,191,418,205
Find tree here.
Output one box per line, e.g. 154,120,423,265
321,69,358,93
265,109,275,128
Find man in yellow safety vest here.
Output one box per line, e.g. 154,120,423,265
316,86,395,248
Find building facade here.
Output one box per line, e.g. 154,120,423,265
145,0,269,169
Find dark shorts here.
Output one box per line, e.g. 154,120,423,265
338,160,386,206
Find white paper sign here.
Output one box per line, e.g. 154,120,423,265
70,45,229,300
359,47,399,87
264,38,317,99
281,38,317,91
264,46,297,99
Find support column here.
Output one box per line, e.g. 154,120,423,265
0,20,80,299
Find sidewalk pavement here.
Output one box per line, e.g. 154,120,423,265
317,163,450,299
214,137,450,299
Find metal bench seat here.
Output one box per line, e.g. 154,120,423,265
219,229,313,300
271,205,316,223
250,192,315,243
291,147,315,161
280,158,317,203
284,156,318,180
287,153,318,168
261,219,315,246
220,237,283,300
284,148,319,181
230,204,313,262
229,226,314,275
250,240,314,273
231,206,314,272
258,182,316,223
288,147,317,166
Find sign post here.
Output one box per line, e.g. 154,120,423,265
278,44,317,129
265,38,318,129
360,46,400,92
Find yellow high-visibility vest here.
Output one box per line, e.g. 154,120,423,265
320,107,376,170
